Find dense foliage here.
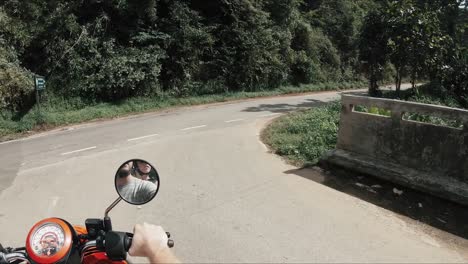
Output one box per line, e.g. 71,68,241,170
360,0,467,106
0,0,466,114
0,0,375,112
263,83,466,166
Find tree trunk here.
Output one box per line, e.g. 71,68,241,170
369,73,379,96
395,68,401,98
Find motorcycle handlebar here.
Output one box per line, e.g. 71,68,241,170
0,252,28,264
106,230,174,261
0,230,174,263
125,232,174,250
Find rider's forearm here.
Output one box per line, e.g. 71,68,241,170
148,248,180,264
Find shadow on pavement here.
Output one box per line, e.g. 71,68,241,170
340,91,369,96
242,98,327,113
284,165,468,239
0,142,23,197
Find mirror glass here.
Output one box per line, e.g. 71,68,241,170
114,159,160,205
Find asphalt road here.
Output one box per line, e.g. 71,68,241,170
0,86,467,263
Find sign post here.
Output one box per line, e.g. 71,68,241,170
34,75,46,115
35,76,46,91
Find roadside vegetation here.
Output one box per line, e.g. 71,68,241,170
0,81,365,140
0,0,378,140
0,0,466,140
262,101,341,166
262,84,466,166
263,0,467,166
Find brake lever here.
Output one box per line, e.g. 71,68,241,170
0,244,6,254
165,232,174,248
0,252,7,264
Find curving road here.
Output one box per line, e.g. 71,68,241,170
0,86,467,263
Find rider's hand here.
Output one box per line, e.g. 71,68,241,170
128,223,169,258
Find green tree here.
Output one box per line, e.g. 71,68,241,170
157,1,215,95
385,1,450,92
359,0,463,97
359,9,389,95
0,8,35,112
212,0,288,91
304,0,374,70
290,22,340,84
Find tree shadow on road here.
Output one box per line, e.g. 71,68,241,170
242,98,327,113
284,165,468,240
340,91,369,96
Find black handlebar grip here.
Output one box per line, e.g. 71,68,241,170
125,232,174,250
105,231,128,261
125,237,132,251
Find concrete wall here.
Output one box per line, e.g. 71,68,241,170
324,94,468,205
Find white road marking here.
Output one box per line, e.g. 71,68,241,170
61,146,97,155
225,118,245,123
127,133,159,141
259,113,281,117
180,125,206,131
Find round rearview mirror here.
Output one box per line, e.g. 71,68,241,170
114,159,160,205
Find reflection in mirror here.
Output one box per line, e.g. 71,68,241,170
115,159,160,205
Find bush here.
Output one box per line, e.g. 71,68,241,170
212,0,289,92
380,62,397,84
49,35,164,100
290,22,340,83
262,101,341,165
290,51,323,84
0,43,34,112
158,1,216,95
437,50,468,108
307,28,342,82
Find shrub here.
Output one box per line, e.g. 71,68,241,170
0,42,34,112
263,101,341,165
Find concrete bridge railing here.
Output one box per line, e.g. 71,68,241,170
322,94,468,205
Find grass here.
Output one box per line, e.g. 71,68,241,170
261,101,341,167
0,81,366,141
262,83,467,167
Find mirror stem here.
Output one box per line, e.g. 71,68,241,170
104,216,112,232
105,197,122,218
104,197,122,232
